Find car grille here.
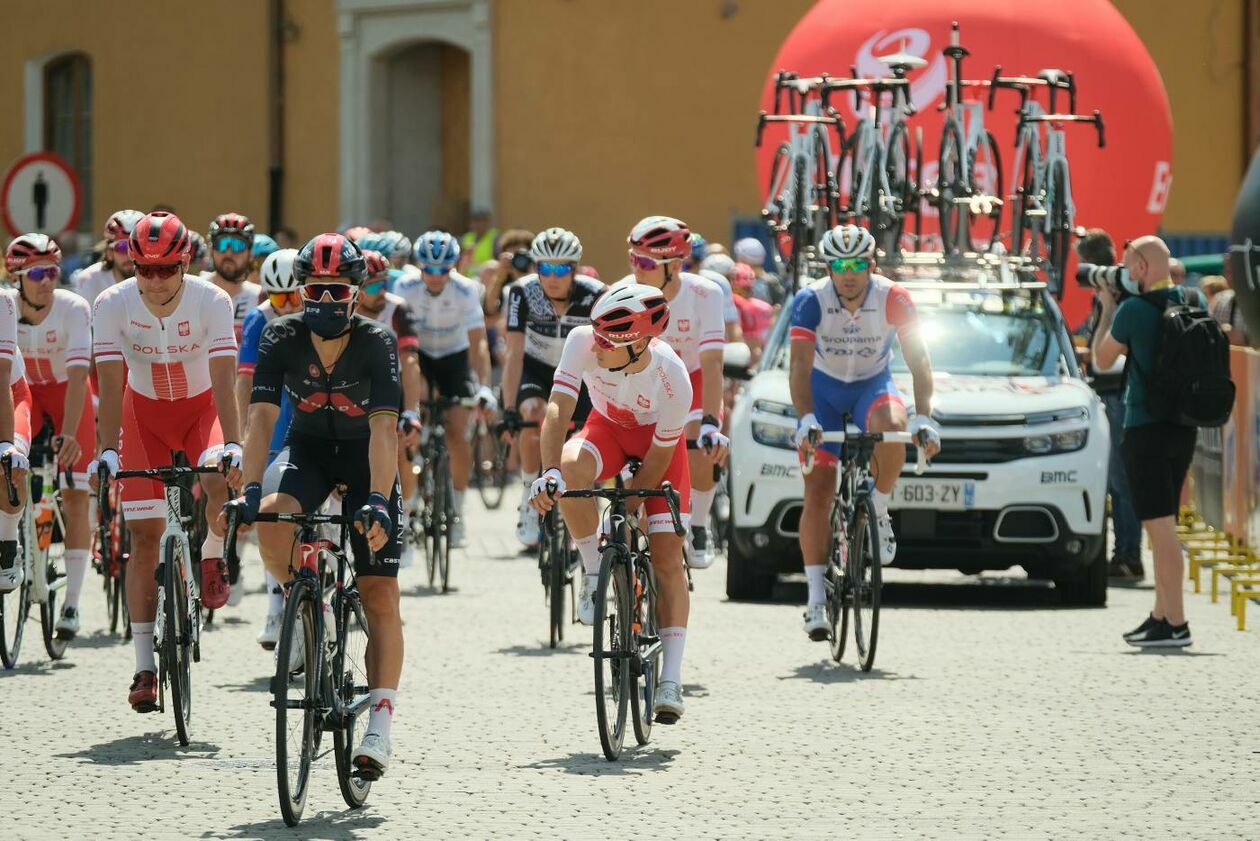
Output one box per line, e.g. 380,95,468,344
909,438,1027,464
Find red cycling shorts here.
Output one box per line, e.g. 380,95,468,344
119,387,224,519
28,380,95,484
11,379,31,454
563,410,691,534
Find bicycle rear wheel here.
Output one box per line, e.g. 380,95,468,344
592,546,630,760
826,503,850,662
1011,141,1040,260
40,539,68,660
473,424,507,510
437,450,454,593
274,577,318,826
333,586,373,808
880,122,912,257
850,497,882,672
416,463,437,588
0,550,30,669
161,537,193,745
937,122,968,254
630,561,658,746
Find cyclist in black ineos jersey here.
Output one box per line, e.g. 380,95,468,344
222,233,404,779
500,227,603,549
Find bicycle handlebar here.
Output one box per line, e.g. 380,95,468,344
800,429,929,476
115,464,223,481
546,480,686,538
756,111,840,147
1018,109,1105,148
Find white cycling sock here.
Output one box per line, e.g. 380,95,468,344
872,489,890,518
132,621,156,672
0,509,18,541
201,529,224,561
63,549,91,609
805,564,827,606
266,572,283,615
575,532,601,575
660,627,687,685
453,489,465,518
690,487,715,529
367,688,396,738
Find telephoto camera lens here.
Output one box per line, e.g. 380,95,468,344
1075,262,1128,293
511,250,533,274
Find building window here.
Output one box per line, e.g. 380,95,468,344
43,53,91,231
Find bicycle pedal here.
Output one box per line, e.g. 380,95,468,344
654,710,679,726
352,758,383,781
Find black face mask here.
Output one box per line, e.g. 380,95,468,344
303,298,354,339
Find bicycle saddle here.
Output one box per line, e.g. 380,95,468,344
878,52,928,71
1037,69,1069,85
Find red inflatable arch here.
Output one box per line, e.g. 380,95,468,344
757,0,1172,326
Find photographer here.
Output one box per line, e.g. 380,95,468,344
1091,235,1195,647
483,229,536,319
1077,229,1142,580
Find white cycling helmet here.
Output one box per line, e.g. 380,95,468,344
260,248,300,292
699,253,736,277
733,237,767,266
818,224,876,260
530,227,583,262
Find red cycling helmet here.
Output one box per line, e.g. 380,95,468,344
294,233,368,284
103,209,145,243
208,212,255,245
344,225,372,243
628,216,691,261
591,281,670,345
129,212,191,265
730,262,756,290
5,234,61,274
362,249,390,280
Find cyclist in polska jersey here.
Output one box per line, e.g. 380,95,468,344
0,288,30,594
91,212,243,711
73,210,143,305
500,227,603,549
529,283,694,724
4,235,94,637
398,231,496,547
237,248,304,649
687,234,743,345
790,225,940,640
225,233,405,779
204,212,262,340
622,216,729,570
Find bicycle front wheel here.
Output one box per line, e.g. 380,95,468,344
592,546,630,760
437,450,454,593
473,426,506,510
970,130,1003,253
0,556,30,669
275,577,318,826
332,586,373,808
162,537,193,745
547,522,568,649
850,497,882,672
826,502,850,663
937,121,968,254
39,539,68,660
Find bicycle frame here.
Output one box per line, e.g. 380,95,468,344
23,449,68,609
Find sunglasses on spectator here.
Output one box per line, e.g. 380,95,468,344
630,253,677,272
268,291,302,309
18,265,61,282
537,262,575,278
829,257,870,273
301,282,357,303
422,265,450,276
213,236,250,254
135,263,183,280
361,279,386,295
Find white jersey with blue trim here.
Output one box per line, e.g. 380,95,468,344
789,274,917,382
396,270,485,359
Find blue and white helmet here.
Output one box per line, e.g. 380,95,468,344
413,230,461,268
377,230,412,262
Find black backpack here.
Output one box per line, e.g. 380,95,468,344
1134,293,1235,427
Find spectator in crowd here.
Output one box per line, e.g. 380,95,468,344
1092,235,1196,647
1169,258,1207,308
1200,275,1228,309
273,226,299,249
483,228,535,319
459,207,499,273
730,263,773,362
1210,260,1251,346
734,237,784,306
1076,228,1142,580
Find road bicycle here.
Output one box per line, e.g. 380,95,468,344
469,398,508,510
935,21,1004,256
989,67,1105,296
412,396,473,592
803,425,926,672
539,502,579,650
93,475,130,637
109,461,223,745
551,474,685,760
225,500,375,826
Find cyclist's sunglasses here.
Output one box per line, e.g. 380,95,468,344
110,240,130,255
421,264,450,277
135,263,183,280
212,236,250,254
537,261,574,278
268,291,302,309
830,257,870,273
18,265,61,282
592,331,634,351
361,279,387,295
301,282,357,303
630,252,673,272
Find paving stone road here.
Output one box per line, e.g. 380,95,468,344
2,492,1257,840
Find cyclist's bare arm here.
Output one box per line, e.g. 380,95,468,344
898,325,934,420
788,337,815,420
234,373,253,439
209,356,243,447
242,402,280,488
96,360,126,451
539,391,578,470
0,359,13,443
368,412,400,498
401,350,422,412
468,325,491,387
500,331,526,410
725,320,743,345
699,347,724,420
61,364,90,449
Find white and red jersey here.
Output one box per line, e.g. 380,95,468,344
202,272,261,341
72,260,124,307
6,288,91,385
789,274,917,382
92,275,237,401
553,325,692,447
0,293,26,385
361,292,420,353
618,271,724,373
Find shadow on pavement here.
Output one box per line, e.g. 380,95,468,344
209,809,385,840
522,747,679,776
63,630,129,650
1,659,77,677
764,575,1094,610
57,731,221,765
216,673,272,693
778,661,920,684
1122,648,1224,657
496,642,586,657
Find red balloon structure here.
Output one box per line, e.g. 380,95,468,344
756,0,1172,326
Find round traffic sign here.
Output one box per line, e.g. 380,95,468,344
1,152,82,238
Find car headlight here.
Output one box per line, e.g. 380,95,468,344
1024,428,1088,454
752,399,797,419
752,420,796,450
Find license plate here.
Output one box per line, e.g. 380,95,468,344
894,480,975,510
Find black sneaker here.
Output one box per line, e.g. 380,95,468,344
1108,557,1142,582
1127,618,1192,648
1122,613,1158,641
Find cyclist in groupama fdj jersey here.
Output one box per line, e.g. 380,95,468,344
226,233,405,779
530,282,695,724
501,227,603,548
789,225,941,640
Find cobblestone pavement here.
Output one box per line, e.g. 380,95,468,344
2,491,1257,840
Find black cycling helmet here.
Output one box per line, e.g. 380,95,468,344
293,233,369,284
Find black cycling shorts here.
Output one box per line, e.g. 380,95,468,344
272,433,403,577
419,349,475,400
1120,422,1197,522
517,357,591,423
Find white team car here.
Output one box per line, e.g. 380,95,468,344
725,255,1111,605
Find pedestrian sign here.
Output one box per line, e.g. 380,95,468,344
1,152,82,238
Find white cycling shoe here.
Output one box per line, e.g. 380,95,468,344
802,603,829,641
685,526,715,570
875,513,897,566
258,613,281,651
55,605,81,639
653,680,684,724
353,731,391,779
0,555,23,593
577,575,598,626
450,516,467,548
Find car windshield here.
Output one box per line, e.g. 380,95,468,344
761,285,1069,378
